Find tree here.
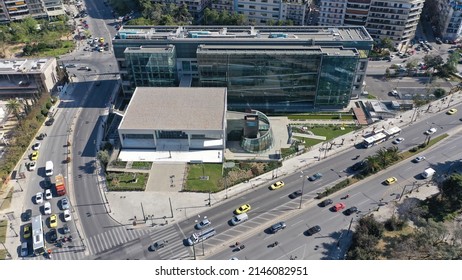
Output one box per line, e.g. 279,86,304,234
423,54,444,72
97,150,110,167
433,88,446,98
0,27,13,57
6,98,22,121
385,67,391,80
377,37,394,51
439,173,462,210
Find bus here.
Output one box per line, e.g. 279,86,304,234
362,126,402,148
31,215,46,255
384,126,401,139
362,132,387,148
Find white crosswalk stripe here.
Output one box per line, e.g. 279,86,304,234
38,224,195,259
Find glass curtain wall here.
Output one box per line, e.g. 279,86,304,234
316,55,357,107
197,49,321,113
124,49,177,87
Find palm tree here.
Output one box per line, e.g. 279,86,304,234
386,146,401,163
364,155,381,174
6,98,22,121
376,148,391,168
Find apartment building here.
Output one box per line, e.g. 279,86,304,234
434,0,462,41
0,0,64,23
318,0,424,49
0,58,59,98
113,25,373,113
366,0,424,48
233,0,309,25
344,0,370,26
318,0,347,25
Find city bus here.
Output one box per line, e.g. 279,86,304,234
362,132,387,148
362,126,402,148
31,215,46,255
384,126,401,139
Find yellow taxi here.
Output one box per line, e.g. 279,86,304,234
99,37,104,43
23,223,32,239
49,214,58,228
447,108,458,115
234,204,251,215
270,181,285,190
385,177,398,185
30,151,39,161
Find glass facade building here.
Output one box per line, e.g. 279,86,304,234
113,26,373,113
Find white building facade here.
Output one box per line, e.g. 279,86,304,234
117,87,227,163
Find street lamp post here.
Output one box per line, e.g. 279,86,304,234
16,179,23,192
10,223,18,237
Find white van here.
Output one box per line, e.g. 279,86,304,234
421,168,435,179
45,161,53,176
230,213,248,226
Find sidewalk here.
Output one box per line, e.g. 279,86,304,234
102,90,462,230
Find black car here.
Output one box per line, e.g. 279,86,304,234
289,190,302,199
350,161,367,172
269,222,286,234
45,118,54,126
21,209,32,222
319,199,333,207
48,229,57,243
306,225,321,236
308,173,323,181
344,207,358,216
62,224,70,234
36,133,46,140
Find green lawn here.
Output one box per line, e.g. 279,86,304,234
288,114,354,120
400,134,449,159
39,41,75,58
107,172,148,191
309,126,357,141
0,219,7,243
0,219,6,260
185,164,223,193
131,161,152,169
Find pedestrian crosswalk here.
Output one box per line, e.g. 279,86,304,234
34,224,192,260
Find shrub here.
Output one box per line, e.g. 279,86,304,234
45,102,52,109
384,216,407,231
41,108,48,116
251,166,260,176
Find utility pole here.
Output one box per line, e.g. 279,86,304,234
299,173,306,209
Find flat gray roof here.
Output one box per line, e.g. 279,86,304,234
116,25,373,43
0,58,54,74
119,87,227,131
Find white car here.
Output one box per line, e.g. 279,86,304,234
45,189,52,200
35,192,43,204
63,209,72,221
32,142,41,150
413,156,426,163
425,128,437,135
44,202,51,215
28,161,36,171
61,197,70,210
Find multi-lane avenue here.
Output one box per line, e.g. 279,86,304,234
89,102,462,260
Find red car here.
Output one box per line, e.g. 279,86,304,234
332,203,346,212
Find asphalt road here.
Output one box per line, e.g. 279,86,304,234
206,110,462,260
15,0,122,256
89,102,462,260
18,7,462,259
